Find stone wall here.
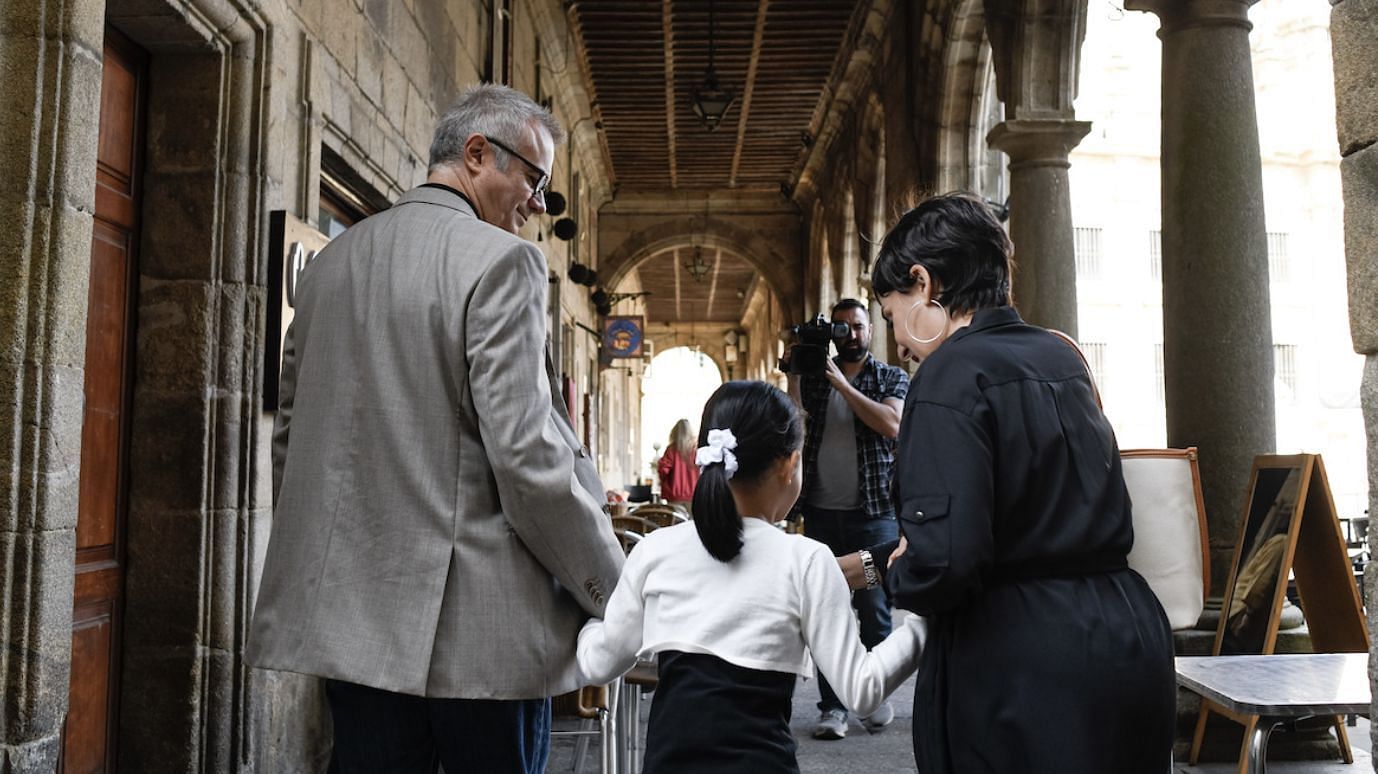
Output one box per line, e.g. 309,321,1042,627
0,0,618,772
1328,0,1378,751
0,0,104,769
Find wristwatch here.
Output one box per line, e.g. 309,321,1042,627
858,549,881,589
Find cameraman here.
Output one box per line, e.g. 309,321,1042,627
787,298,909,741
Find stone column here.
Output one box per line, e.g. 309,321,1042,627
986,118,1091,338
868,296,894,365
0,0,104,771
1126,0,1275,591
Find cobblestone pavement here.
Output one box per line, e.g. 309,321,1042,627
552,667,1371,773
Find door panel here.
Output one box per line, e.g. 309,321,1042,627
64,25,145,774
75,223,130,555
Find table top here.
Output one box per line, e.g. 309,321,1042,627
1176,654,1371,717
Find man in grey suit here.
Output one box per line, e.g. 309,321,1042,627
248,84,625,773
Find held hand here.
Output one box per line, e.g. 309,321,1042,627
888,536,907,568
823,357,847,390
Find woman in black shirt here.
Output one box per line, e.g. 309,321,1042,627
873,193,1175,773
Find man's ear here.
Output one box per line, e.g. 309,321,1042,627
462,133,487,176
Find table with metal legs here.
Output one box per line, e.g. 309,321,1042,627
1175,654,1370,773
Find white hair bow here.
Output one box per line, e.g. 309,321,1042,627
695,428,739,479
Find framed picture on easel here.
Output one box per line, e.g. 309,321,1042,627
1189,453,1368,768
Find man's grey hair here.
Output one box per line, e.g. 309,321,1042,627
428,84,566,173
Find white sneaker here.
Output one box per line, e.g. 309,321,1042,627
861,700,894,732
813,708,848,740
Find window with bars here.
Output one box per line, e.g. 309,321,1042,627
1075,227,1104,278
1081,342,1108,390
1154,343,1164,401
1148,230,1162,281
1274,343,1297,395
1267,232,1289,281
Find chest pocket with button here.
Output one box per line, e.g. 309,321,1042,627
898,494,952,569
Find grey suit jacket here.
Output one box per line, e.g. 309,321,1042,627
247,186,625,699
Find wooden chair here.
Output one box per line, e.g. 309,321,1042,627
1120,447,1211,630
1049,329,1211,628
606,513,665,771
614,528,644,554
611,514,660,536
551,682,619,774
629,504,689,528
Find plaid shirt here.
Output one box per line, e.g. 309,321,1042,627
797,354,909,519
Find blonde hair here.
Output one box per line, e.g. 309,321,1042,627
668,418,696,458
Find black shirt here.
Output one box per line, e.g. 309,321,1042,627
885,305,1175,774
888,305,1132,612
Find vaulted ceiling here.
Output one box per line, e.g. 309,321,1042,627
633,246,760,324
570,0,862,192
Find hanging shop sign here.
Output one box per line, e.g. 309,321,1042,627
602,316,644,359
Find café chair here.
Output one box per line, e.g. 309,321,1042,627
629,504,689,528
614,528,644,554
612,514,660,536
1120,447,1211,630
551,682,619,774
1047,328,1210,628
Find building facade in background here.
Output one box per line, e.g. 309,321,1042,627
1070,1,1368,518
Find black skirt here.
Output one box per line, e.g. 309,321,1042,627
642,651,798,774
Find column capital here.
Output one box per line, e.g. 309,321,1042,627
985,119,1092,169
1124,0,1259,34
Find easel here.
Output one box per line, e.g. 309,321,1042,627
1189,454,1369,773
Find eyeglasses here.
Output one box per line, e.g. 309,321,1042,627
483,135,550,199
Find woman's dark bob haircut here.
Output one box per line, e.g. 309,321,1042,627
871,192,1014,315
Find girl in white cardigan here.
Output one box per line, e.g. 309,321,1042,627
577,381,925,773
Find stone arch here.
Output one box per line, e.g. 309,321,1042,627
830,187,858,301
933,0,992,191
805,199,829,318
855,95,887,269
813,149,855,302
648,343,730,385
600,215,802,318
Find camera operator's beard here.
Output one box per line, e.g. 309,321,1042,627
838,343,868,363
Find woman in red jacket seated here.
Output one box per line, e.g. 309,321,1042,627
657,419,700,511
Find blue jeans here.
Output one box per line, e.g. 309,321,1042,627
803,506,898,714
325,679,550,773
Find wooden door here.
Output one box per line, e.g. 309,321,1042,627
63,26,145,774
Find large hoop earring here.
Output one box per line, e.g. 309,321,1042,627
904,299,947,345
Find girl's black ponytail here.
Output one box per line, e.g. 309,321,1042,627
690,381,803,563
692,462,742,561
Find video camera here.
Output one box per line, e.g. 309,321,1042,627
778,314,849,375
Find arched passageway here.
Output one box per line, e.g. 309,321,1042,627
639,346,725,496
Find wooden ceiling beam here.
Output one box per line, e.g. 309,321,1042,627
728,0,770,188
574,0,861,220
